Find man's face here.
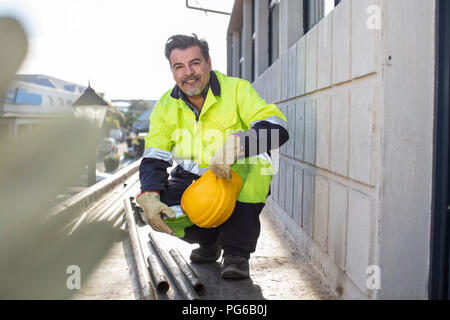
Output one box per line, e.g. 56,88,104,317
169,45,212,97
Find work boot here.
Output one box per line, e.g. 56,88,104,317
190,243,221,264
220,255,250,279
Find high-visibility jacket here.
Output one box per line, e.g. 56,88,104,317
139,70,288,236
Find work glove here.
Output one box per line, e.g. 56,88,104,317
136,192,176,235
210,134,243,180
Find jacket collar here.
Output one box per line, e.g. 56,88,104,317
170,70,221,99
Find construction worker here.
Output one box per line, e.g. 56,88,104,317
137,34,289,280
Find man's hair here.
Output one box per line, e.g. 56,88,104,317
164,34,210,62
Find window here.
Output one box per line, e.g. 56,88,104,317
268,0,280,66
303,0,324,33
45,95,53,106
4,89,16,103
304,0,340,34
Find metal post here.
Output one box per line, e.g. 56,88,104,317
185,0,231,16
88,143,96,187
123,198,156,300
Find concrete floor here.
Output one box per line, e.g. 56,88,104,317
70,235,140,300
71,204,338,300
71,144,337,300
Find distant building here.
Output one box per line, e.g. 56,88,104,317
132,108,152,134
111,99,157,114
4,74,86,114
131,99,157,112
0,74,86,141
111,100,132,113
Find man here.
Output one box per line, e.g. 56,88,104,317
137,34,289,280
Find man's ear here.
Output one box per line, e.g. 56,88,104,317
207,57,212,71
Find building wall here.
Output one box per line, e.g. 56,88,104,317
377,0,435,299
229,0,435,299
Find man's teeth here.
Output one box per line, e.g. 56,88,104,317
184,78,199,84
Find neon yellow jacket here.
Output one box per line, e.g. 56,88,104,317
142,70,287,205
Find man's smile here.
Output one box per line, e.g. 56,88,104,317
182,76,201,86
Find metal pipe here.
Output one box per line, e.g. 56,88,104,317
107,204,125,224
146,242,170,293
111,208,126,234
51,159,140,220
66,174,139,234
169,248,205,296
110,207,125,226
123,198,156,300
86,177,139,224
148,230,200,300
185,0,231,16
93,199,123,224
113,213,126,230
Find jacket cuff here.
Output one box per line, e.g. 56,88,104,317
233,121,290,158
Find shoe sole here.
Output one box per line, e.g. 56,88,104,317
190,253,221,264
220,266,249,279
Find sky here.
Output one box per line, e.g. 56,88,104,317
0,0,235,100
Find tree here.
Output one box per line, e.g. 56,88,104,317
102,106,126,134
135,100,152,111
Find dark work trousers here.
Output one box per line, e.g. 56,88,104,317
159,167,266,259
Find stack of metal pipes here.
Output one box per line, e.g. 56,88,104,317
123,197,205,300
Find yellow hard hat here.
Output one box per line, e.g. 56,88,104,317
180,169,243,228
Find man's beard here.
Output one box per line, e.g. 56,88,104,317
181,75,204,97
185,87,203,96
182,75,203,96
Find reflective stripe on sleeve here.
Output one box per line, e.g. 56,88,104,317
250,115,287,130
143,147,174,164
175,159,209,176
256,152,272,165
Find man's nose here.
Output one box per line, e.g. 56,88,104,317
186,64,196,75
